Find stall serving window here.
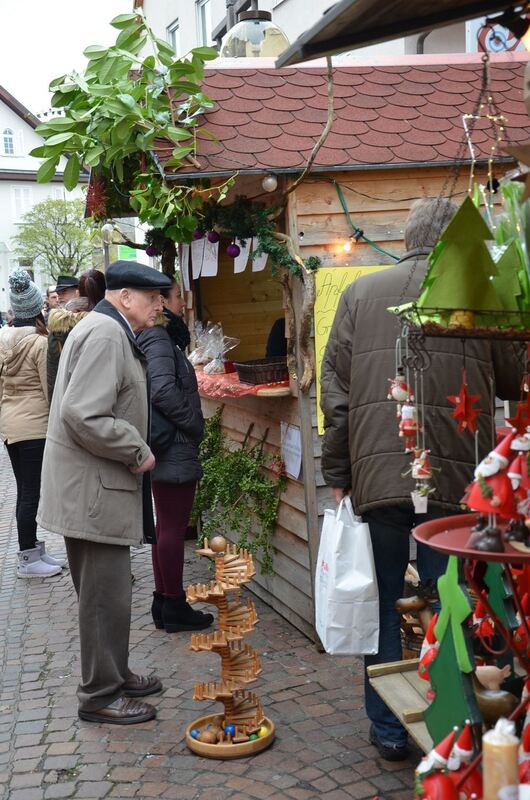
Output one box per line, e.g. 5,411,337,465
196,237,285,363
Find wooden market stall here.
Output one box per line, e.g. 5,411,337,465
154,52,530,641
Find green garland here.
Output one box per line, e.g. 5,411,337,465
200,196,321,279
192,408,286,575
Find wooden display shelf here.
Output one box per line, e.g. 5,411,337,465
367,658,432,754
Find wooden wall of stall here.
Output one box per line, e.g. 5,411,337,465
194,163,510,643
199,392,315,639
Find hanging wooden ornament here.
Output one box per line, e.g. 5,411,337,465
507,384,530,434
447,371,481,434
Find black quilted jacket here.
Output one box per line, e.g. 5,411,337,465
320,249,523,514
137,317,204,485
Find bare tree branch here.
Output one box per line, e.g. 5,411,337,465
273,232,316,393
285,56,334,197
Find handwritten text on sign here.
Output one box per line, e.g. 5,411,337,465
314,266,393,435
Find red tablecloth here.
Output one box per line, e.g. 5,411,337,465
196,371,289,399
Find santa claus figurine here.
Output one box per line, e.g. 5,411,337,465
418,613,439,700
399,404,420,452
387,369,414,403
415,730,459,800
472,596,495,646
447,721,482,800
465,434,515,550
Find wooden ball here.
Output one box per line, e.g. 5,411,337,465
210,536,227,553
198,729,218,744
257,726,268,738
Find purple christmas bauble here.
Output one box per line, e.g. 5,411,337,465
192,228,204,241
145,245,156,257
226,243,240,258
207,230,220,244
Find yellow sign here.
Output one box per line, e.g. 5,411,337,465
315,265,393,435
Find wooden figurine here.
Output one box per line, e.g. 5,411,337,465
185,536,275,758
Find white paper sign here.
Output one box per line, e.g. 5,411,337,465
201,240,219,277
191,238,205,279
281,422,302,480
233,238,251,274
179,244,190,291
251,237,268,272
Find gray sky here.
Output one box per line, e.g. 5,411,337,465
0,0,130,113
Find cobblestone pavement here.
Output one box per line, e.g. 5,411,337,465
0,448,420,800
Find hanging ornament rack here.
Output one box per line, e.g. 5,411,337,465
396,305,530,341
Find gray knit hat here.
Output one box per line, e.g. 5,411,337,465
9,269,43,319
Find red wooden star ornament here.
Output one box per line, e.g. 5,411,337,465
507,381,530,434
448,374,481,433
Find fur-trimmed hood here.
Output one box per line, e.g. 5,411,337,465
47,307,89,335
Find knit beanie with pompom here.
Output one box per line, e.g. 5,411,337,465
9,269,43,319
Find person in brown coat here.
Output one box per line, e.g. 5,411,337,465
320,198,523,761
47,269,106,402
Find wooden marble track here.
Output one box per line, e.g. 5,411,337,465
185,536,275,759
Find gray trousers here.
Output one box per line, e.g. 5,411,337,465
65,537,132,712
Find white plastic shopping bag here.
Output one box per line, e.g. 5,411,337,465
315,497,379,655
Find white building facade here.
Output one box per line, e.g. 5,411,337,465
138,0,501,60
0,86,85,313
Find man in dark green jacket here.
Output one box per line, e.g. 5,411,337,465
321,198,523,760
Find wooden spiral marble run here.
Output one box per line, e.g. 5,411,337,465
185,535,275,758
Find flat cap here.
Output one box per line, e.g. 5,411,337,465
55,275,79,292
106,260,172,291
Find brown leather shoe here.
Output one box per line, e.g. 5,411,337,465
78,696,156,725
122,673,163,697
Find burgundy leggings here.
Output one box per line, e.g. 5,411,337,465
151,480,196,598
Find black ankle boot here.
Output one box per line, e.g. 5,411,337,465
162,596,214,633
151,592,164,630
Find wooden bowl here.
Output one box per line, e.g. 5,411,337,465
185,713,275,759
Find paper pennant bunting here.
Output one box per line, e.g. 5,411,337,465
179,244,190,291
201,240,219,277
191,238,205,280
233,238,251,274
251,237,268,272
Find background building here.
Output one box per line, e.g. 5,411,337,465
137,0,518,59
0,86,86,313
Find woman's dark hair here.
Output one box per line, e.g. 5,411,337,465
13,312,47,336
79,269,106,310
160,274,178,300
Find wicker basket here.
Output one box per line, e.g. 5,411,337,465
233,357,288,386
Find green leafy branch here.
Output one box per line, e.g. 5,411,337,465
192,408,286,575
30,10,230,244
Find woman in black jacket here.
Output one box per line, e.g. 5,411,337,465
137,276,213,633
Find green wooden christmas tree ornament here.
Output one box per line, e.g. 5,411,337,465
492,241,522,313
418,197,503,324
484,563,516,674
425,557,481,742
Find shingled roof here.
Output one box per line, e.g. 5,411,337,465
155,52,530,179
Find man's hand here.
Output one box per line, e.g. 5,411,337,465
332,487,350,504
130,451,156,474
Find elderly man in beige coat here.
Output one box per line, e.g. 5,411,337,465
38,260,171,725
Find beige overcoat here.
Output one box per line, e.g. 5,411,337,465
0,326,48,443
37,306,150,546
